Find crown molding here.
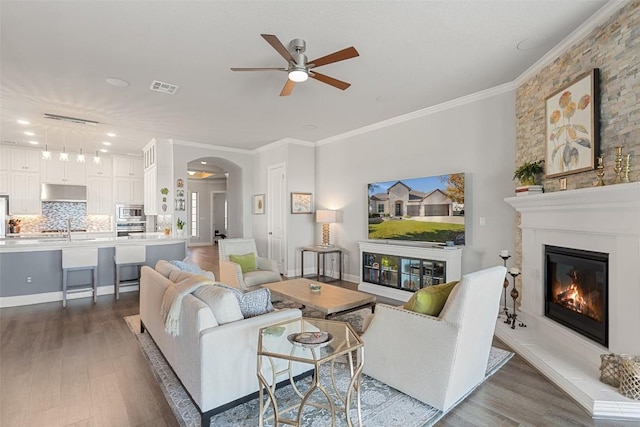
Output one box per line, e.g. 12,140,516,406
173,138,253,154
514,0,629,86
254,137,314,153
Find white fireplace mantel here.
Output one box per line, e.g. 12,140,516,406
497,182,640,420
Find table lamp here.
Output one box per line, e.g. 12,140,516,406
316,210,337,246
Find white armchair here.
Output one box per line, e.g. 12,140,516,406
218,238,282,291
361,265,507,412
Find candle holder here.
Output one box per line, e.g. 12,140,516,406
505,270,527,329
499,254,511,319
596,156,605,187
613,146,624,184
623,154,631,183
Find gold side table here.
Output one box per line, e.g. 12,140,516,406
257,317,364,427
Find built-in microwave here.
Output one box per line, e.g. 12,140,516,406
116,204,144,221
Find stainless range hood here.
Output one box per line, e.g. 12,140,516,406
41,184,87,202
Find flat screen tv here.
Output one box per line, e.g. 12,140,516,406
368,173,465,245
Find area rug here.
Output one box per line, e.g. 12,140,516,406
124,314,513,427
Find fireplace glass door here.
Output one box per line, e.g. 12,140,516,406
544,245,608,347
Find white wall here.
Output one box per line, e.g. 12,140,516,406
315,89,518,281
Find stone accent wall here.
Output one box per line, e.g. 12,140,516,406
516,1,640,191
514,0,640,300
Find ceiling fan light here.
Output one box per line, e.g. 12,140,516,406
288,69,308,82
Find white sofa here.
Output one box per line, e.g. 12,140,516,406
139,263,309,425
361,266,507,412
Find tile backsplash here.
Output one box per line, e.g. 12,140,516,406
11,202,113,233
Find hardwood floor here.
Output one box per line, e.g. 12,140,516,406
0,244,633,426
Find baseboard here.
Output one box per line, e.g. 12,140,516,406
0,285,139,308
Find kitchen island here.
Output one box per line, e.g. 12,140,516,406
0,234,187,307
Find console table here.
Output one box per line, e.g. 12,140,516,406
301,245,342,282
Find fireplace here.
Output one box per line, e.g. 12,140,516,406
544,245,608,347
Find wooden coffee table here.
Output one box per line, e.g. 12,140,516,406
262,278,376,319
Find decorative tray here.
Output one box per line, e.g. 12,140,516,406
287,332,334,348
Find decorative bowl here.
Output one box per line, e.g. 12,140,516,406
309,283,322,292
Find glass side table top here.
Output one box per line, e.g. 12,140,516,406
259,317,362,362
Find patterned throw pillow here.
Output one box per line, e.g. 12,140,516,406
169,259,202,273
403,281,459,316
214,284,274,318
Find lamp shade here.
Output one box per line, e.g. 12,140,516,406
316,210,337,223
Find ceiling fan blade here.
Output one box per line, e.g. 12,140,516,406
309,46,359,68
310,71,351,91
230,67,286,72
280,79,295,97
230,67,286,71
261,34,295,63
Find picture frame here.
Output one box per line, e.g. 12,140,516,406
291,192,312,214
545,69,600,178
253,194,265,215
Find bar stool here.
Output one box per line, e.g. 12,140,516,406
62,247,99,308
114,245,146,300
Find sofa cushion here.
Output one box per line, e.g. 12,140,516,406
156,260,180,278
229,253,257,273
192,285,243,325
215,284,274,318
169,268,215,283
244,269,282,288
403,281,459,316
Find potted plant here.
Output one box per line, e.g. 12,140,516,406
176,218,185,237
8,218,21,233
513,160,545,186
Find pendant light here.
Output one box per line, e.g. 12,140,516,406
41,126,51,160
93,149,101,164
76,148,85,163
59,127,69,161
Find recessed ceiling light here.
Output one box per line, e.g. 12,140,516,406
106,133,116,137
200,161,207,165
28,140,39,145
17,119,30,125
102,141,112,146
100,148,109,153
187,171,196,176
517,36,548,51
106,77,129,87
24,131,35,136
302,124,317,130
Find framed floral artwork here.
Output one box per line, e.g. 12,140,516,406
545,69,600,178
291,192,312,214
253,194,265,215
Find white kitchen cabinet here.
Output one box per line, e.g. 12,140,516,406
9,172,41,214
86,156,112,177
113,156,143,178
42,156,86,185
87,176,113,214
143,141,156,171
0,146,8,171
144,166,157,215
114,177,143,203
9,147,40,172
0,170,8,194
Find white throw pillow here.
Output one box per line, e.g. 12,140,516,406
193,285,243,325
156,260,180,278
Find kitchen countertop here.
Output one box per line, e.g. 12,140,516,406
0,232,187,252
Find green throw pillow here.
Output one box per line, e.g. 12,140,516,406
229,253,257,273
403,281,459,316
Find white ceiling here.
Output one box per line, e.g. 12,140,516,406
1,1,611,157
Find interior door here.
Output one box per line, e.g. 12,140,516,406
267,163,286,273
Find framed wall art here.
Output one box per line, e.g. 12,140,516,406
545,68,600,178
291,192,312,214
253,194,265,215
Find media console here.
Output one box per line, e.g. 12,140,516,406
358,241,462,302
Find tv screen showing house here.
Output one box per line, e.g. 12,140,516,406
368,173,465,245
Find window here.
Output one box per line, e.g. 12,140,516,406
224,199,228,231
191,192,198,237
377,203,384,213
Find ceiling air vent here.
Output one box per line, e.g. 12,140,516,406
150,80,180,95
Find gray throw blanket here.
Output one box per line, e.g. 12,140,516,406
160,276,214,337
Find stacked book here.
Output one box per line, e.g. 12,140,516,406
516,185,544,196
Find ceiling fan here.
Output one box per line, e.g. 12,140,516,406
231,34,359,96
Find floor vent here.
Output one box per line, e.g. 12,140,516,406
150,80,180,95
